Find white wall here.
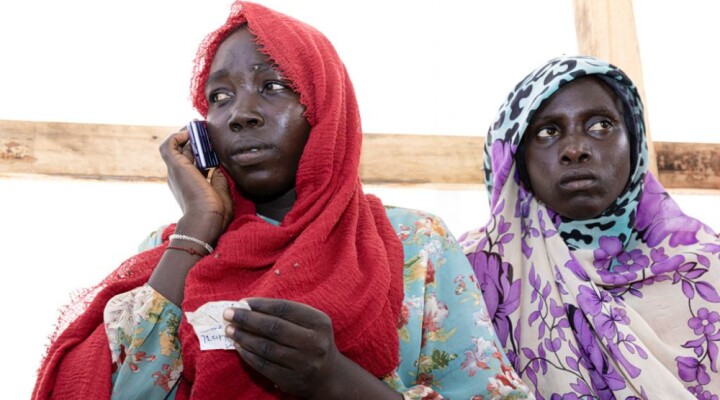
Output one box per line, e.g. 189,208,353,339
2,1,719,398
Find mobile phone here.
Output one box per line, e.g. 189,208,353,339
187,120,219,170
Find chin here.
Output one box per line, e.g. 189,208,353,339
549,194,616,220
557,204,608,221
238,185,296,205
563,212,601,220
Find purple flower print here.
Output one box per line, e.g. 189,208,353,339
467,250,521,346
593,236,623,269
688,384,704,397
636,174,702,247
551,394,580,400
650,247,668,263
616,250,649,273
568,378,593,397
689,308,720,336
538,210,557,238
598,270,633,285
592,307,629,340
696,282,720,303
603,248,652,283
612,307,630,324
514,186,532,220
490,140,514,207
577,286,611,317
564,255,590,281
650,254,684,274
700,242,720,255
677,356,711,384
570,306,627,396
698,391,719,400
688,385,720,400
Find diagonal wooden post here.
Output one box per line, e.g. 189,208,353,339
572,0,658,176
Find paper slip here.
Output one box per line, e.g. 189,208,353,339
185,300,251,351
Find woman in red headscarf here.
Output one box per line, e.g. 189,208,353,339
32,2,531,399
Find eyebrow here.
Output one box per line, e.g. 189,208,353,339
204,64,280,89
581,105,619,116
531,105,620,125
205,69,229,89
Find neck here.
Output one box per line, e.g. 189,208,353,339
255,188,297,222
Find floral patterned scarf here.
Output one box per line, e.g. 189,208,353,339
460,56,720,399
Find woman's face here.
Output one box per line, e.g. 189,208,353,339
205,27,311,203
523,77,631,220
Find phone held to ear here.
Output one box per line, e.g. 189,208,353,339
187,120,219,171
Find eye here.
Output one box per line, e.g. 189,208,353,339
209,91,232,103
536,127,559,138
589,120,612,132
262,81,288,93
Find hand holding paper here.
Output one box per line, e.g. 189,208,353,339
222,298,345,398
185,300,251,350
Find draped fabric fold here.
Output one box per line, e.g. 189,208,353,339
461,56,720,399
33,2,403,399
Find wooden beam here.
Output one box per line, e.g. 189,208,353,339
360,133,483,185
0,119,168,181
572,0,659,177
1,120,718,190
655,142,720,190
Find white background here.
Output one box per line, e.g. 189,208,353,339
1,1,718,398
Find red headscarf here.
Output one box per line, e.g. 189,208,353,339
32,2,404,399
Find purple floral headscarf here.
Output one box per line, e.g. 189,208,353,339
460,56,720,399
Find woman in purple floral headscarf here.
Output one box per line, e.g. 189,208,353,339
460,56,720,399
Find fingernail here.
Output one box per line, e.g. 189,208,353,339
223,308,234,320
237,299,251,310
226,325,235,336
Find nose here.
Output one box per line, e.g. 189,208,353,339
228,96,264,132
559,134,592,164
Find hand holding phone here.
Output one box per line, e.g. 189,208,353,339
187,120,219,170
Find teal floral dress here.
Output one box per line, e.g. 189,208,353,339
104,207,532,399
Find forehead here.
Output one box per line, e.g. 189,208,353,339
210,27,268,72
534,77,621,118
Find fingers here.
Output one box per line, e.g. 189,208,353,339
181,140,196,165
159,130,189,160
210,169,233,224
246,298,332,329
223,299,339,398
231,335,313,395
224,303,320,349
226,324,304,369
234,342,294,380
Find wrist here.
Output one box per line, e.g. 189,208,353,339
307,352,345,400
175,211,225,245
169,233,214,254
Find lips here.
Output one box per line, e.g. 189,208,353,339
231,141,275,166
559,170,598,191
237,144,273,154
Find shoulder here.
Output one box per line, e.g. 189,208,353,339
383,205,453,241
383,205,445,229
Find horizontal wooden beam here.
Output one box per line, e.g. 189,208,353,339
0,119,168,181
360,133,483,186
655,142,720,190
1,120,718,190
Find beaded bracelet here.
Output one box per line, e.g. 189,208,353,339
169,234,214,253
166,245,206,257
